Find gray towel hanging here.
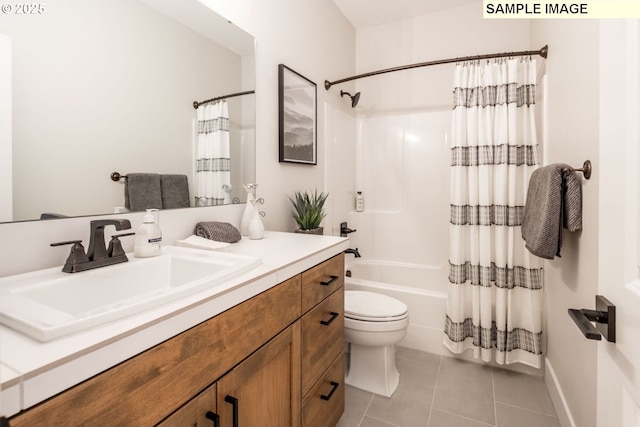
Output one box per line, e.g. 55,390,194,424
161,174,190,209
125,173,162,212
521,164,582,259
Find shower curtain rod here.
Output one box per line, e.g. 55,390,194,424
324,45,548,90
193,90,255,109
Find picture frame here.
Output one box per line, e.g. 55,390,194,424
278,64,317,165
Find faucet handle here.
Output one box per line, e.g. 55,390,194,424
340,221,357,237
108,232,135,258
51,240,90,273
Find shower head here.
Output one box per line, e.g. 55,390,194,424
340,90,360,108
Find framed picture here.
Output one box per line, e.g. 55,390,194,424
278,64,317,165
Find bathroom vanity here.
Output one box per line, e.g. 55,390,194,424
1,232,348,427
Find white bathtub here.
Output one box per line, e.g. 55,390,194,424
345,259,448,355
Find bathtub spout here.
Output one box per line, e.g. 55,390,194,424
345,248,361,258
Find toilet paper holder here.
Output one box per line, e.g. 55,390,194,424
568,295,616,342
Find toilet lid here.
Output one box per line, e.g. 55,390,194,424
344,291,408,320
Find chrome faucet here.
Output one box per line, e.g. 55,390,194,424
51,219,133,273
345,248,361,258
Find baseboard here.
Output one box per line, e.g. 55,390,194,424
545,357,576,427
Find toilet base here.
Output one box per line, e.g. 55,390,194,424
346,343,399,398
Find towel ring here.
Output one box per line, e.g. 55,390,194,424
563,160,592,180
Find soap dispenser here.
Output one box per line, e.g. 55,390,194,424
134,209,162,258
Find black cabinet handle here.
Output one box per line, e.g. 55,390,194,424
320,275,339,287
320,311,339,326
205,411,220,427
225,395,239,427
320,381,340,401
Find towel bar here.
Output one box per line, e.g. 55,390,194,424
111,172,127,182
563,160,591,180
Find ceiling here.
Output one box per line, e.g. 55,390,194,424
332,0,478,29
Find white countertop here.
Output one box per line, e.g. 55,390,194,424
0,231,348,417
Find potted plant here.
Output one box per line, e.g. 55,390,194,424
289,189,328,235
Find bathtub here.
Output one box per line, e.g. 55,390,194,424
345,259,448,355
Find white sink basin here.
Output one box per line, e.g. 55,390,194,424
0,246,261,341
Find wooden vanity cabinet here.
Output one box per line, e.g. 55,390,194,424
156,384,217,427
158,323,300,427
216,322,301,427
9,254,345,427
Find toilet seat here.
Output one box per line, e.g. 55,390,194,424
345,291,408,322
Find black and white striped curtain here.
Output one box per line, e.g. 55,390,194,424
444,58,545,368
195,100,230,207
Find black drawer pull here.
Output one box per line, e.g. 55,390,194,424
321,381,340,401
225,395,239,427
205,411,220,427
320,311,339,326
320,275,339,287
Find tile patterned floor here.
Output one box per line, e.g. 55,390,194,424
337,347,560,427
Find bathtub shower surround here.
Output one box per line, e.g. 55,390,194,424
445,57,545,368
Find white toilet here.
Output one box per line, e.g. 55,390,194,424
344,290,409,397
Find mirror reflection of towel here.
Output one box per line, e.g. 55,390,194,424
161,175,190,209
125,173,162,212
522,164,582,259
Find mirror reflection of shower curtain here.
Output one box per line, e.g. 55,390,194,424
195,100,230,206
444,58,544,368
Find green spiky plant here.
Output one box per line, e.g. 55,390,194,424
289,189,328,231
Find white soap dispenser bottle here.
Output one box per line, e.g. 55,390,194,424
134,211,162,257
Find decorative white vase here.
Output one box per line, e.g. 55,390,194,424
240,184,257,236
249,209,265,240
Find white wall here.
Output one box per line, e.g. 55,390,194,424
531,20,600,427
197,0,357,234
0,34,11,222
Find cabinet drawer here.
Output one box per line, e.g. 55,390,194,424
301,253,344,312
301,288,344,394
302,352,345,427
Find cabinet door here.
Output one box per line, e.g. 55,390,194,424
217,323,301,427
156,384,217,427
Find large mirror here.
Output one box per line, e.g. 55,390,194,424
0,0,255,223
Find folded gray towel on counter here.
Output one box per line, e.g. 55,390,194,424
194,221,241,243
521,164,583,259
125,173,162,212
161,174,190,209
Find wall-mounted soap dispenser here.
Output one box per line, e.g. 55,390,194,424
355,191,364,212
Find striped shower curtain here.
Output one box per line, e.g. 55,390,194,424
444,58,545,368
195,100,230,207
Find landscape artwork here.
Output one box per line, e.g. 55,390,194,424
278,64,317,164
